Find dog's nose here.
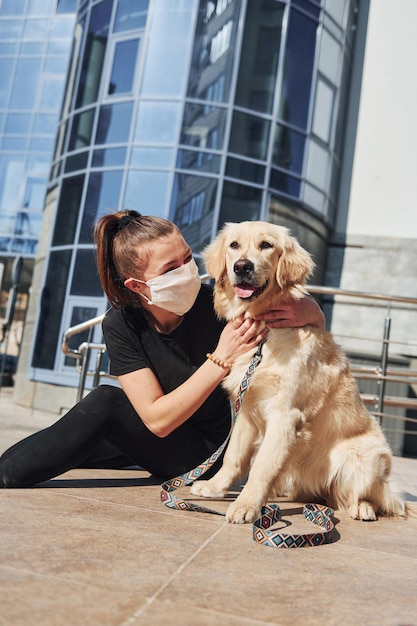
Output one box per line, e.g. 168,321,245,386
233,259,254,278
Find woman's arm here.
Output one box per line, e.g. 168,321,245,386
253,296,326,330
118,316,268,438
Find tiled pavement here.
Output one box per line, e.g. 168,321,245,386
1,386,417,626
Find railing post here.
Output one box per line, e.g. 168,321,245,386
377,304,391,421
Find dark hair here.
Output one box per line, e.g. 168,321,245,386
94,210,179,308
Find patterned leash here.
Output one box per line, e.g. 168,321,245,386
160,340,335,547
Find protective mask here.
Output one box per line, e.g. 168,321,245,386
137,259,201,315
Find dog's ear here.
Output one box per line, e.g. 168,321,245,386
203,228,228,283
276,236,314,289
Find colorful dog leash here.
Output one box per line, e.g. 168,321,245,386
160,340,335,547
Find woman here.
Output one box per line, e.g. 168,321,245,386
0,210,325,487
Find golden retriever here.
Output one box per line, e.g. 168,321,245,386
191,221,405,523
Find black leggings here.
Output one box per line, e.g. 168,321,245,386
0,385,228,488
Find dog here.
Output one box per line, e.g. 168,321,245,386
191,221,405,523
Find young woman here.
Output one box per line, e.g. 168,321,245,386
0,210,325,488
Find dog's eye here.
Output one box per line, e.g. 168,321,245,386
260,240,273,249
229,241,239,249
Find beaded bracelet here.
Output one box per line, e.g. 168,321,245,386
206,352,233,370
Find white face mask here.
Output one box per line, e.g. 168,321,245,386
137,259,201,315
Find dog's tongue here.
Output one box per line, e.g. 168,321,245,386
234,284,256,298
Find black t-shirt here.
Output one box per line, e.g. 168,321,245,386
102,284,230,437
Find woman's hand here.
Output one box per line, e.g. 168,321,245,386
253,297,325,330
213,315,269,365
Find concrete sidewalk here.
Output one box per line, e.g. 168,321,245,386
1,385,417,626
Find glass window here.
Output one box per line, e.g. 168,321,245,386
229,111,270,161
0,20,23,38
51,17,77,38
312,79,335,144
23,19,48,39
29,137,54,152
235,0,284,114
0,42,18,54
269,168,301,198
10,58,41,109
64,152,89,172
108,39,139,95
32,250,72,370
79,170,123,242
217,181,262,226
123,170,170,218
305,139,329,190
134,101,181,144
131,147,174,168
0,156,25,210
176,150,221,174
280,9,317,130
70,249,103,296
226,158,265,184
20,42,46,54
14,210,42,239
57,0,79,13
272,123,306,174
44,56,69,74
180,103,227,151
142,0,196,97
95,101,133,145
324,0,346,26
92,147,126,167
5,113,32,135
27,0,54,15
75,0,112,108
40,78,65,108
318,30,340,85
23,178,46,209
0,0,25,15
187,0,241,102
33,113,59,135
52,174,85,246
3,137,28,150
0,58,13,107
68,109,95,151
114,0,149,32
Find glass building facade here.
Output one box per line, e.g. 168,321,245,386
27,0,358,386
0,0,77,263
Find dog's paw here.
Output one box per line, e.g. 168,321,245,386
226,500,261,524
348,500,377,521
190,480,227,498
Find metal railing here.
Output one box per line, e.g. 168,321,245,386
61,283,417,454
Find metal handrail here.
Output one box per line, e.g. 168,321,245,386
61,283,417,447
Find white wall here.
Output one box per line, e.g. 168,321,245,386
344,0,417,238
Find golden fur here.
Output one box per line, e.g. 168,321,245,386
191,221,405,523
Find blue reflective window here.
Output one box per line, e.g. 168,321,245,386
114,0,149,32
27,0,54,15
272,123,305,174
281,9,317,130
108,39,139,95
96,101,133,144
141,0,195,97
225,158,265,185
180,103,227,151
131,147,174,168
229,111,270,161
0,156,25,210
33,114,59,135
0,0,25,15
176,150,221,174
0,58,13,107
92,147,126,167
5,113,32,135
51,17,77,38
20,42,46,54
68,109,95,151
269,168,301,198
134,101,181,144
64,152,89,173
40,78,65,109
79,170,123,242
124,170,170,217
52,174,85,246
23,178,46,209
57,0,78,13
70,249,103,296
10,58,41,109
3,137,28,150
23,19,48,39
0,42,18,54
235,0,284,114
0,19,23,39
75,0,112,108
218,181,262,226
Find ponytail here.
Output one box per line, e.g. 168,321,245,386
94,210,178,308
